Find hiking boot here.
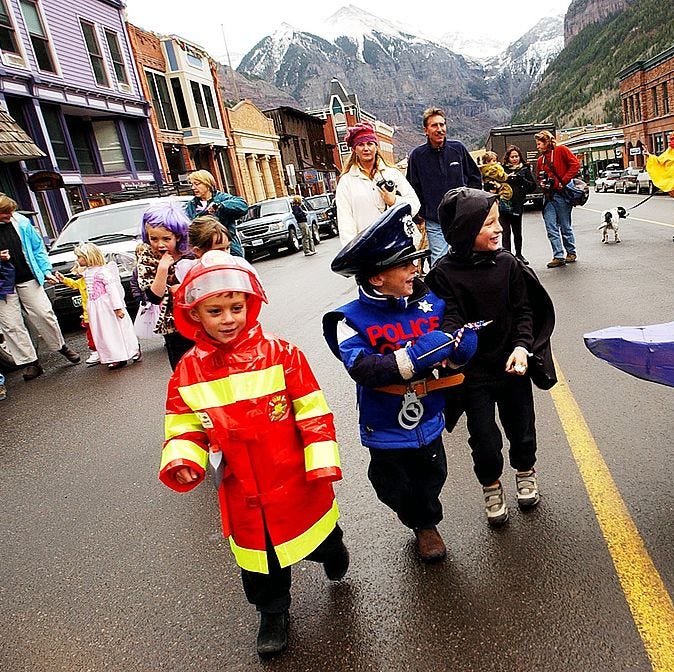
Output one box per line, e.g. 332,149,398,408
546,258,566,268
256,611,289,658
323,541,350,581
59,345,81,364
515,470,541,508
565,253,577,263
483,482,509,525
414,527,447,562
85,352,100,366
22,363,44,381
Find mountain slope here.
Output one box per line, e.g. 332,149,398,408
514,0,671,127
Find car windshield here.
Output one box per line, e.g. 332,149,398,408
605,171,622,179
306,196,330,209
242,200,290,221
50,202,151,252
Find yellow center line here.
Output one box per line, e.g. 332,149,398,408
550,358,674,671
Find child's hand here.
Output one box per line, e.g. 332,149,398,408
54,271,65,282
157,251,174,271
506,347,528,375
175,466,200,485
114,309,125,320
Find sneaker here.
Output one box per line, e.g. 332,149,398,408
483,482,509,525
256,611,289,658
107,361,127,370
565,253,577,263
59,345,81,364
323,541,350,580
132,348,142,363
304,251,316,256
85,352,100,366
515,470,540,508
546,258,566,268
22,363,44,381
0,379,6,400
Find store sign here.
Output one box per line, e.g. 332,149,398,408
629,147,642,156
303,169,319,184
27,170,65,192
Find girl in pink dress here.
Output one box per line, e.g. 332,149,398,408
74,243,140,370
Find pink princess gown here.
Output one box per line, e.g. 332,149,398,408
84,262,139,364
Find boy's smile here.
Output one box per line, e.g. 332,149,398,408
369,261,419,298
473,202,502,253
189,291,248,344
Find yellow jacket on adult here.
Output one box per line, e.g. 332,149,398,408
646,148,674,194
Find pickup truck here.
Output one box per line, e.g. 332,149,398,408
237,196,320,259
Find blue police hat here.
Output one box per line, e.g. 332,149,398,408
331,203,429,278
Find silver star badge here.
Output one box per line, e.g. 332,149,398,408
418,300,433,313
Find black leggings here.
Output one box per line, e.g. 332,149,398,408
163,331,195,370
500,211,524,256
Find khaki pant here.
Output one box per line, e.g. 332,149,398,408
0,280,65,366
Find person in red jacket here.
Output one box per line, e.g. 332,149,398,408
159,250,348,659
535,130,581,268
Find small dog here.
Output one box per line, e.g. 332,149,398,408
598,206,627,244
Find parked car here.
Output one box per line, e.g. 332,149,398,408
614,167,642,193
594,169,622,192
237,196,320,259
305,193,338,238
46,196,190,322
636,169,660,194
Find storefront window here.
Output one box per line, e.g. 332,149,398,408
124,121,149,172
42,106,73,171
92,120,126,173
66,116,96,174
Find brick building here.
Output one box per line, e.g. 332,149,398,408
619,44,674,168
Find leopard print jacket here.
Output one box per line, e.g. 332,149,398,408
135,244,179,334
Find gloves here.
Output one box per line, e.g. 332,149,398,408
406,327,478,374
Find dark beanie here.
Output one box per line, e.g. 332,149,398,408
438,187,499,258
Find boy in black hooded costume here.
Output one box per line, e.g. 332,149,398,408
425,187,541,525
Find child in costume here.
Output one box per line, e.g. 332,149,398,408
480,151,513,202
644,132,674,197
54,261,99,365
323,203,477,562
159,251,348,659
73,243,140,370
136,201,194,369
426,187,543,526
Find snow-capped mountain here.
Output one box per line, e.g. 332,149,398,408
236,6,564,152
439,32,510,61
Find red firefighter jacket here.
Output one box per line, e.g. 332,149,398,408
159,323,342,574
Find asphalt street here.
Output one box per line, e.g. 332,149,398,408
1,190,674,671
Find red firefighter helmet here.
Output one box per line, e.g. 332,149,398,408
173,250,268,342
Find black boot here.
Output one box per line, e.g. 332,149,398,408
256,611,288,658
323,541,350,581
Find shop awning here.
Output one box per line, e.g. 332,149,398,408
0,110,46,163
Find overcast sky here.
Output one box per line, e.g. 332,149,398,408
125,0,571,66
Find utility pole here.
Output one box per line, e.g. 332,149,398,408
221,24,241,103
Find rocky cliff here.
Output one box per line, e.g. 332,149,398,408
564,0,635,44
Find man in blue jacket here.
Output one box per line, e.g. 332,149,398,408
407,107,482,266
323,203,477,562
0,194,80,380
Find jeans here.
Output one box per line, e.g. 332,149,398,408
542,193,576,259
425,219,449,267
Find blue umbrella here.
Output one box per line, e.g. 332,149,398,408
583,321,674,388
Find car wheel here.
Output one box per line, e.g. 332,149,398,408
286,227,301,254
312,223,321,245
328,220,339,237
649,181,655,195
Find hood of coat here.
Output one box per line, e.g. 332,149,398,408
438,187,498,259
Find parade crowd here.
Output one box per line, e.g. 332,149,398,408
2,107,673,660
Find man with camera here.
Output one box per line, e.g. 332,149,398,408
336,122,420,246
534,130,581,268
407,107,482,266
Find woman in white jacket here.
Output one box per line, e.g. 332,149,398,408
336,122,420,246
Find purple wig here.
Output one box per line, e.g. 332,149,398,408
140,201,190,253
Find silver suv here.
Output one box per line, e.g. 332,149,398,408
237,196,320,259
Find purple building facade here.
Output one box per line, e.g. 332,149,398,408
0,0,162,236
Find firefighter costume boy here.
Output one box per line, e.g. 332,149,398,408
159,250,348,658
323,203,478,562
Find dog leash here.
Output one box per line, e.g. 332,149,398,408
626,194,654,211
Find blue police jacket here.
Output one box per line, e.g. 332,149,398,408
323,280,447,450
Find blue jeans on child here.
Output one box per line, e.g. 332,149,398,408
542,193,576,260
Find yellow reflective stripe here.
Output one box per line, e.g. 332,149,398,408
292,390,331,421
304,441,340,472
229,538,269,574
179,365,286,409
164,412,204,440
160,439,209,472
275,500,340,568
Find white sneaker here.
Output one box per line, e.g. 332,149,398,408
86,352,100,366
483,481,509,525
515,470,540,508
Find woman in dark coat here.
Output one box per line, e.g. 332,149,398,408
502,145,536,264
185,170,248,257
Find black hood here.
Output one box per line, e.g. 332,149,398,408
438,187,498,258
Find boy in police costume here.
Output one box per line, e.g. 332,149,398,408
159,251,348,658
323,203,478,562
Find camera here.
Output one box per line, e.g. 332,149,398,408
538,170,554,191
376,178,396,193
